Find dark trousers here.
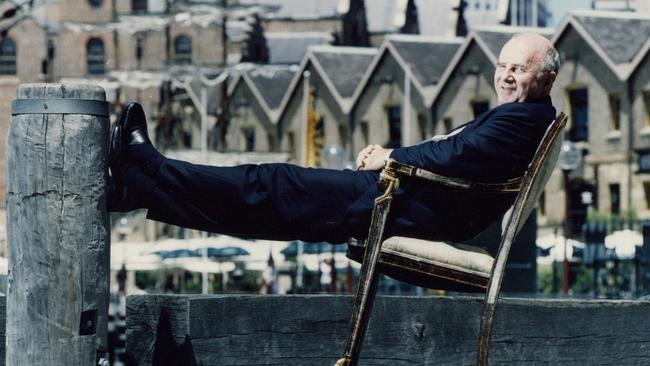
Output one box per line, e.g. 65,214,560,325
143,158,381,243
140,157,513,246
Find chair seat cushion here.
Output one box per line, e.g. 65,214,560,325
381,236,494,277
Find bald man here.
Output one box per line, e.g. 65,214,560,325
109,33,559,246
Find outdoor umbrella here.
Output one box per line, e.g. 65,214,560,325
152,248,201,259
211,246,250,257
605,229,643,259
536,233,585,264
280,241,347,256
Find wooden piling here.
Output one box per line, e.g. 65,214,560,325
6,84,110,365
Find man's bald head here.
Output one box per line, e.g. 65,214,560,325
510,33,560,80
494,33,559,105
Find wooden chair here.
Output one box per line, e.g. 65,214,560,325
334,112,568,366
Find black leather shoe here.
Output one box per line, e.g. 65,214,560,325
121,102,152,147
107,102,150,212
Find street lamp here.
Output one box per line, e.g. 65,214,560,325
558,141,582,295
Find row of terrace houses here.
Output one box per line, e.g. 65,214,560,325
216,10,650,237
0,2,648,243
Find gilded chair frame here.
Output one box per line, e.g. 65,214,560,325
335,112,568,366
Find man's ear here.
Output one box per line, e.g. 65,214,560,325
547,71,557,85
544,71,557,93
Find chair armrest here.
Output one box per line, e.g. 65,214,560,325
383,159,521,192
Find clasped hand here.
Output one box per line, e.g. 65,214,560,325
355,144,393,171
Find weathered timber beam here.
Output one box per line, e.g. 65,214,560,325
126,295,650,365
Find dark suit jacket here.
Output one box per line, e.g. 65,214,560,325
338,96,557,243
390,96,556,183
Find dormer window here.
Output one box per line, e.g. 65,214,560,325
568,87,588,142
609,94,621,131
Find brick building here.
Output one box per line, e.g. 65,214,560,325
552,10,650,232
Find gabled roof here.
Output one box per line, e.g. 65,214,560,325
552,10,650,81
388,34,462,87
470,25,553,64
429,25,553,105
351,34,462,108
276,45,377,117
266,32,333,64
309,46,377,104
228,64,297,124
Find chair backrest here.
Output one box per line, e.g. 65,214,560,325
500,112,568,236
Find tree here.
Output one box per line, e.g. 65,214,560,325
240,13,269,63
400,0,419,34
338,0,370,47
453,0,468,37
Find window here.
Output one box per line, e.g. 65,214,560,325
568,88,588,141
338,123,348,147
470,98,489,118
609,183,620,215
443,117,453,133
643,181,650,210
42,38,55,76
174,35,192,65
135,35,144,67
360,121,369,146
312,116,325,166
386,105,401,148
644,182,650,210
286,132,295,156
608,94,621,131
417,113,427,140
132,0,147,13
644,90,650,127
241,127,255,152
88,0,102,7
0,38,16,75
86,38,105,75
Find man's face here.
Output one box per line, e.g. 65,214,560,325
494,38,546,105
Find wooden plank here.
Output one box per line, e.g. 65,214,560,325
0,295,5,366
126,295,650,365
6,84,110,365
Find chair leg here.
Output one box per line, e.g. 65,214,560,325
476,235,513,366
335,177,397,366
476,298,498,366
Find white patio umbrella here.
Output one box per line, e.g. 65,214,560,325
164,258,236,273
112,236,291,272
300,252,361,272
605,229,643,259
536,233,585,265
